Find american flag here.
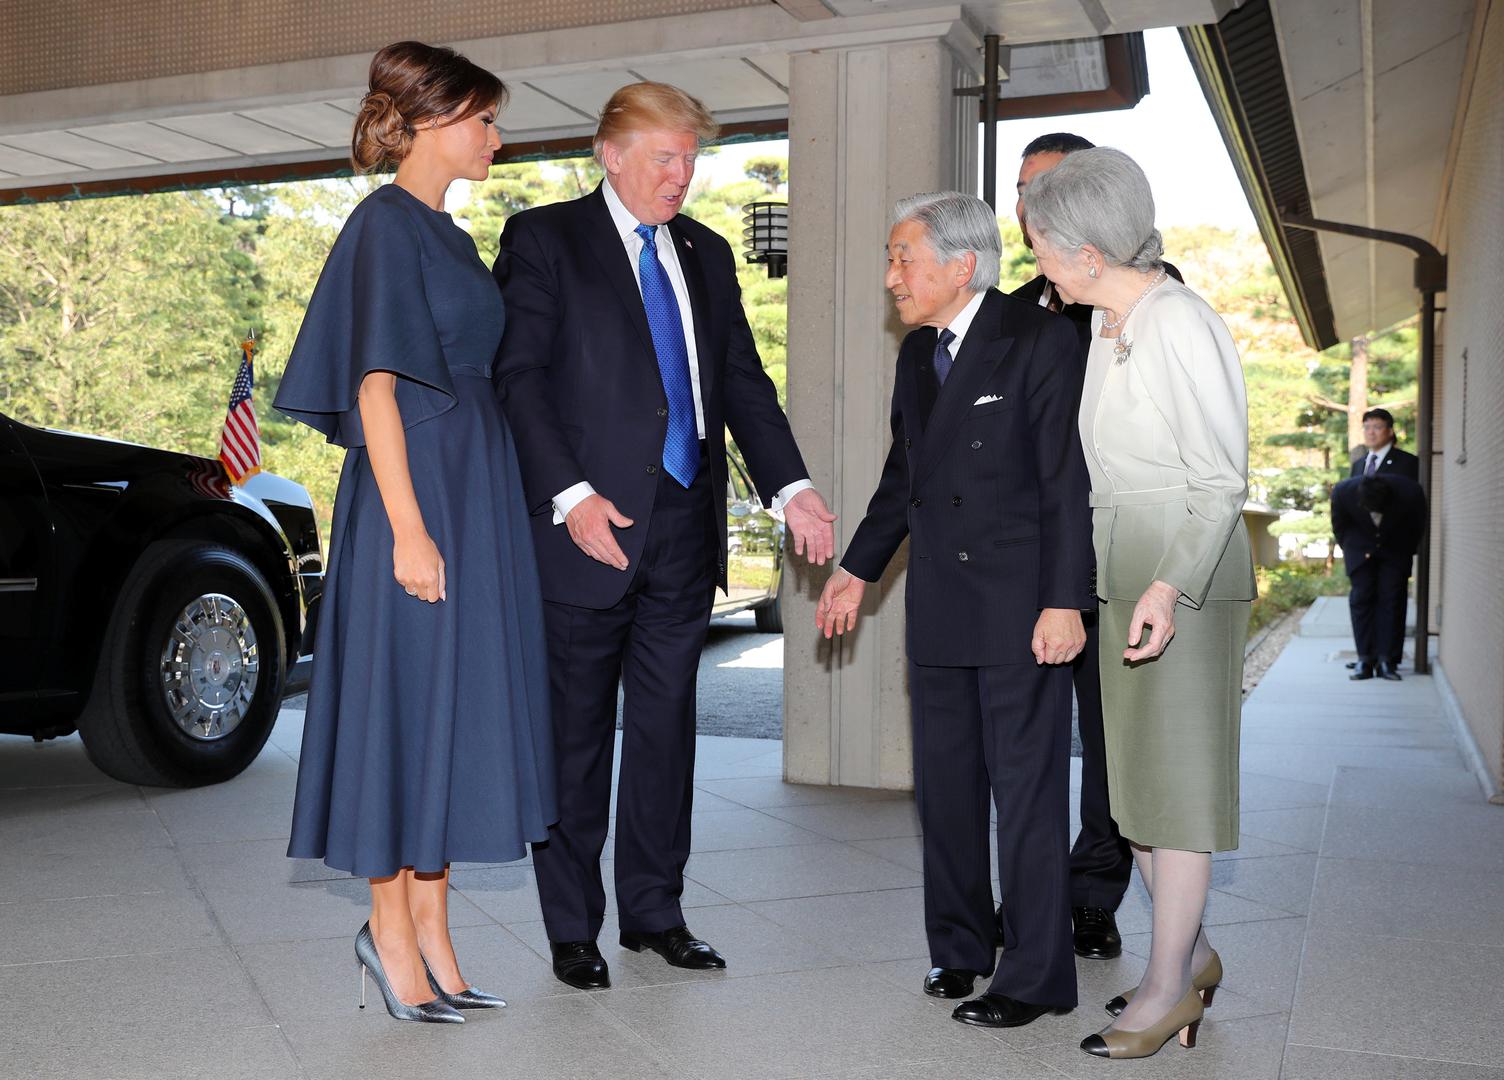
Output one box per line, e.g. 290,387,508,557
218,335,262,485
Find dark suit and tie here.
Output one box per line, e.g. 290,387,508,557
493,174,814,983
836,283,1093,1019
1331,473,1426,678
1350,442,1420,481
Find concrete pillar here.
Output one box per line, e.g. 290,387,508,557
782,34,978,789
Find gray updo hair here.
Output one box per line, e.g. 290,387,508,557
892,190,1001,292
1021,147,1163,272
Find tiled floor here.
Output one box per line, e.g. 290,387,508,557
3,616,1502,1079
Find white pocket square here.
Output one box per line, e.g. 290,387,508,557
973,394,1003,406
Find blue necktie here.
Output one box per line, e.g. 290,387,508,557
635,224,698,488
934,328,957,386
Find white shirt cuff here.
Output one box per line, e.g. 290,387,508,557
769,478,814,513
551,481,596,525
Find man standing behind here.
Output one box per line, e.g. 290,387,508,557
818,191,1092,1029
494,83,836,990
1005,132,1185,961
1331,472,1426,681
1350,407,1420,481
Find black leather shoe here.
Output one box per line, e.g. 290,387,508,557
1072,906,1122,960
924,968,980,999
619,926,726,970
550,940,610,990
1349,664,1375,681
952,992,1062,1028
1378,662,1403,681
994,903,1005,948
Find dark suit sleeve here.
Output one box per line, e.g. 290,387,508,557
715,241,808,502
839,357,911,584
1025,316,1093,610
1330,482,1352,540
492,212,587,516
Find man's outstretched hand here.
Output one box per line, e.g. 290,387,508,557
816,567,867,638
783,488,838,565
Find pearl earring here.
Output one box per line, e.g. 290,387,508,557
1087,264,1098,279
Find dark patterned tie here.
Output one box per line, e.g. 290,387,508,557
635,224,698,487
934,328,957,387
1364,453,1378,477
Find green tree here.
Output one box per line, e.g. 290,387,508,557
743,155,786,192
0,191,251,452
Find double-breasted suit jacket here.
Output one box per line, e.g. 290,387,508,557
841,287,1094,665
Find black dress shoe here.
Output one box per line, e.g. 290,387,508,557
924,968,980,999
1378,662,1403,681
952,992,1062,1028
619,926,726,970
1072,906,1122,960
550,940,610,990
994,903,1005,947
1350,664,1375,681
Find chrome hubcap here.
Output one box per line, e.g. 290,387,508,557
159,593,259,741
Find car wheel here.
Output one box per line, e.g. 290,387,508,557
754,590,783,634
79,540,286,787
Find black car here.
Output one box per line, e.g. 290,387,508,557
1,409,323,787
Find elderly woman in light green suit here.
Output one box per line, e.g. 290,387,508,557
1024,147,1256,1061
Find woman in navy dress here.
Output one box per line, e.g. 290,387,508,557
273,41,555,1023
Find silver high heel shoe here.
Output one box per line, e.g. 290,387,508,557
422,954,507,1010
355,923,464,1024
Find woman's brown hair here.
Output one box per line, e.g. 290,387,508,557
351,41,507,174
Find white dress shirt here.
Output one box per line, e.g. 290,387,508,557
552,178,812,522
1362,441,1394,475
943,290,987,359
1362,441,1394,525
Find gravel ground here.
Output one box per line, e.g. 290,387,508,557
1242,605,1305,697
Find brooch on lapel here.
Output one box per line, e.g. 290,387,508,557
1113,334,1133,364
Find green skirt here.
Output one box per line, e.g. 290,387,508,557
1098,595,1250,853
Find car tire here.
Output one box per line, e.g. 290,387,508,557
78,540,286,788
754,590,783,634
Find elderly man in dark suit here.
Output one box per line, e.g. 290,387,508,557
818,190,1092,1029
1332,472,1426,680
493,82,836,990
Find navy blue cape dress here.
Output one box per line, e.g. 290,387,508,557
274,183,555,877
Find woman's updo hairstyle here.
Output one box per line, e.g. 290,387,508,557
351,41,507,174
1022,146,1164,272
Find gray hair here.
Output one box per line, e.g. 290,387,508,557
1020,147,1164,272
892,191,1001,292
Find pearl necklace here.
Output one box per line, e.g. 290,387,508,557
1101,268,1167,331
1103,268,1167,364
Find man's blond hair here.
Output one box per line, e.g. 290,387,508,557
592,81,719,162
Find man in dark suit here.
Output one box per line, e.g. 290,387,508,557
1003,132,1185,962
1331,473,1426,680
1349,407,1420,481
818,191,1092,1029
493,82,836,990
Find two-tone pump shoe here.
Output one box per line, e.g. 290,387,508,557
1105,949,1222,1017
423,955,507,1009
1080,986,1204,1059
355,923,463,1024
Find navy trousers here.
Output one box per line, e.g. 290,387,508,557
1349,555,1410,668
1068,610,1133,907
911,658,1077,1008
532,447,716,943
